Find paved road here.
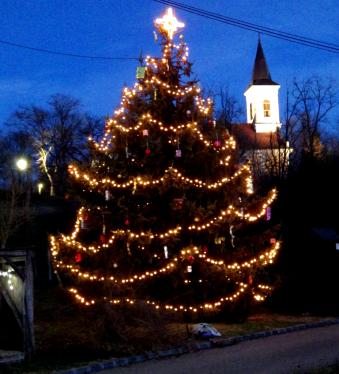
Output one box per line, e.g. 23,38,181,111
102,324,339,374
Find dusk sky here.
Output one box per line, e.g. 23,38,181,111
0,0,338,130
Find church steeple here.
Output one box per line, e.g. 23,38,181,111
244,39,281,133
251,39,278,86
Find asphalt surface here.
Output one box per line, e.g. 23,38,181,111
101,324,339,374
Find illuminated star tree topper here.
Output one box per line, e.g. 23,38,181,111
155,7,185,40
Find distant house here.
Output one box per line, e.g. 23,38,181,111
231,39,291,177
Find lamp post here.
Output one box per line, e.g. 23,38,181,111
16,157,29,172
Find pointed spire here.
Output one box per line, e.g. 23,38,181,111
251,38,278,86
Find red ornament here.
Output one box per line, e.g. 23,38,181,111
124,218,130,226
202,246,208,254
75,253,82,263
100,234,106,243
145,148,151,155
248,274,253,285
188,255,194,263
214,140,221,148
143,129,149,136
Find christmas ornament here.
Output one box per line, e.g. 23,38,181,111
102,224,106,235
229,225,235,248
186,110,191,116
188,255,194,263
164,246,168,259
105,190,111,201
100,234,106,244
214,139,221,148
248,274,253,285
202,246,208,254
266,207,272,221
187,265,192,273
80,214,88,229
113,263,118,268
270,238,276,244
143,129,149,136
154,88,157,100
124,218,130,226
75,253,82,263
173,197,184,210
136,66,146,79
175,149,182,157
145,148,151,156
125,146,130,158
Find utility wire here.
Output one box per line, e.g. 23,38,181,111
153,0,339,53
0,39,139,61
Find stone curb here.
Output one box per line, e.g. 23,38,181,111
54,318,339,374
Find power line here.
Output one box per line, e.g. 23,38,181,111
0,39,139,61
153,0,339,54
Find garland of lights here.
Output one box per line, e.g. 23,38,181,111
68,163,252,192
67,282,272,311
52,189,276,254
52,241,280,285
92,114,235,153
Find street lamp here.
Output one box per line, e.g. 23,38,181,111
16,158,29,172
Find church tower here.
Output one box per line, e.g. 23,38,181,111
244,39,281,133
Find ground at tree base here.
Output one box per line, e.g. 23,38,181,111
1,287,337,374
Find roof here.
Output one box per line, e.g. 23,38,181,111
250,40,279,86
231,123,281,150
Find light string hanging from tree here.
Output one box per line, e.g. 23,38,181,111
68,163,252,191
52,241,280,285
53,188,276,253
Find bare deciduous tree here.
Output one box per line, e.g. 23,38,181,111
7,94,103,196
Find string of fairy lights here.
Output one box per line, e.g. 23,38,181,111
67,281,272,311
52,241,280,286
52,8,280,312
68,163,253,191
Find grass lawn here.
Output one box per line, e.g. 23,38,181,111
1,287,334,374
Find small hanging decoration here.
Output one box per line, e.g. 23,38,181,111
229,225,235,248
126,241,131,255
186,109,191,117
105,190,111,201
214,139,221,148
266,207,272,221
102,223,106,235
80,214,88,229
142,129,149,136
202,246,208,254
164,246,168,259
270,238,276,244
172,197,184,210
175,138,181,157
124,218,130,226
136,66,146,79
248,274,253,285
99,234,106,244
145,148,151,156
188,255,194,263
187,265,193,273
153,31,158,43
75,253,82,263
125,145,130,159
113,262,118,268
154,88,157,100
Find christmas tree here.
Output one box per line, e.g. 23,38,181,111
51,8,279,315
